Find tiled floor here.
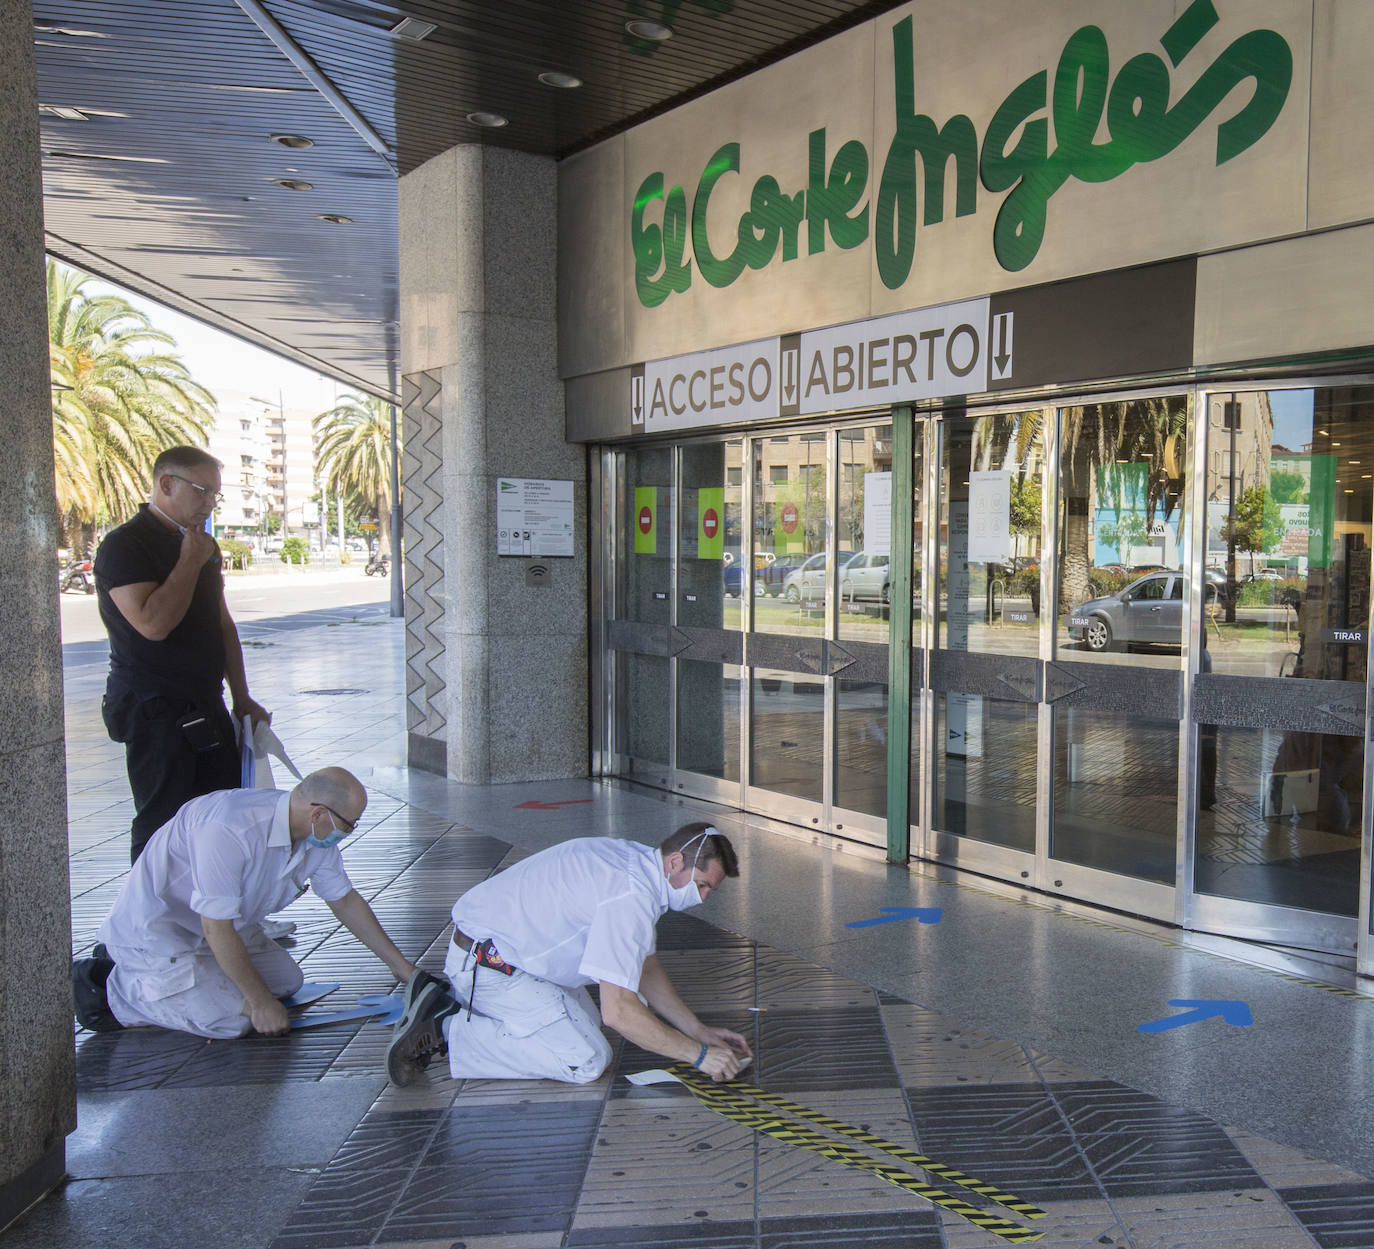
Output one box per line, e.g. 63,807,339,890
13,601,1374,1247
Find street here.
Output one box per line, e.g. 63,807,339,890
58,565,393,646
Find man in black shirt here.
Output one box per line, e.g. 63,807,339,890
95,446,270,862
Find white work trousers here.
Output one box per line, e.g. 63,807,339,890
106,924,304,1039
441,941,612,1083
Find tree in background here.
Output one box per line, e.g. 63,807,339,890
313,393,398,557
48,260,214,550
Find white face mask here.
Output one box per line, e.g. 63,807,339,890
665,830,713,911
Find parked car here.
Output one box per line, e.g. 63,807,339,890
780,550,854,602
1245,568,1284,582
1065,570,1215,653
759,553,807,596
723,560,765,597
839,551,890,603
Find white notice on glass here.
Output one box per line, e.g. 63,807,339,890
496,478,574,557
968,471,1011,563
863,471,892,557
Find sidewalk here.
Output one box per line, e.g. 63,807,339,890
15,604,1374,1248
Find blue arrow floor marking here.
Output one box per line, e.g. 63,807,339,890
846,906,943,929
1137,999,1253,1034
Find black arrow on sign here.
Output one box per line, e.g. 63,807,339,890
994,314,1012,375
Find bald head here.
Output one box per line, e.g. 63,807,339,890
288,767,367,843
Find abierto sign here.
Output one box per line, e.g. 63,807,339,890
636,296,992,432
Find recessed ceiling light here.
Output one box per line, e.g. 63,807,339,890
270,133,314,149
272,178,314,190
466,111,508,128
317,213,353,224
39,105,90,120
538,70,583,89
390,16,437,41
625,18,672,40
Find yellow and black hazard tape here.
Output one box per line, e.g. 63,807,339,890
712,1073,1046,1221
669,1065,1045,1244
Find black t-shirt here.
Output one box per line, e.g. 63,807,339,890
95,505,227,703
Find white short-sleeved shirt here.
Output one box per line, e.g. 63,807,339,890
99,787,354,956
452,838,668,991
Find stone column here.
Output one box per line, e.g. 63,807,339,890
400,146,587,782
0,0,78,1227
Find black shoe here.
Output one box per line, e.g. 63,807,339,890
73,956,123,1033
399,967,444,1017
387,979,457,1086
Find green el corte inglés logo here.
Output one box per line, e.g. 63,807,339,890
630,0,1291,309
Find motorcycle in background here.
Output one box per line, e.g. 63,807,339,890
364,552,390,577
60,555,95,594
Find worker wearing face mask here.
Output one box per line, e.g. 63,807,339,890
72,767,424,1040
386,821,752,1086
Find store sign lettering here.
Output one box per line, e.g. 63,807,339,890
630,0,1292,307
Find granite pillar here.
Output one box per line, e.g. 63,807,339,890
400,145,587,783
0,0,78,1228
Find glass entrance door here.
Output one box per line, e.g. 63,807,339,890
1049,396,1191,919
927,409,1047,873
1189,385,1373,953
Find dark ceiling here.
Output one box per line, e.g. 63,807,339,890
32,0,894,399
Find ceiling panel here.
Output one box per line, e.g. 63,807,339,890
32,0,896,397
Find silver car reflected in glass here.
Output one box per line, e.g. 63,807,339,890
1065,571,1217,653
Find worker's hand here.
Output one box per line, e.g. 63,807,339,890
700,1025,752,1059
698,1043,745,1082
234,696,271,728
248,996,290,1036
180,526,219,568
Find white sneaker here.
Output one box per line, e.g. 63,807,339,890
261,917,297,939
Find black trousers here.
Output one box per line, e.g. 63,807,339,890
102,691,241,863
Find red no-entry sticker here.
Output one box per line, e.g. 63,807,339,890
638,505,653,534
781,502,799,534
702,508,719,538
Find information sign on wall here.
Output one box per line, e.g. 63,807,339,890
496,478,574,557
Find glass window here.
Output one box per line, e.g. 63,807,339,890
838,425,893,643
1195,386,1373,918
939,411,1045,659
1051,396,1189,882
680,441,742,629
616,446,674,767
1056,396,1190,666
754,433,828,635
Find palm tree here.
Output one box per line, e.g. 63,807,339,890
48,261,215,548
313,393,399,557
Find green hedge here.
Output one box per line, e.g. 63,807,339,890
220,539,252,571
279,537,310,565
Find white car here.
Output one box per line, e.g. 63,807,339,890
839,551,890,603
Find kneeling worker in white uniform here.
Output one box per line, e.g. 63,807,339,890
386,822,752,1085
72,767,424,1039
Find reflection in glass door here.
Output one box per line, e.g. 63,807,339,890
832,426,893,831
674,441,744,794
931,410,1046,860
612,445,674,782
1191,386,1372,947
1050,397,1190,910
748,432,829,812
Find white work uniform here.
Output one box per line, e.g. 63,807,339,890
99,788,354,1038
442,837,668,1083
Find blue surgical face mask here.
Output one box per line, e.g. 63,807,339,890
666,830,712,911
308,810,347,849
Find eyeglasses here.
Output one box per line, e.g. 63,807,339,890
317,803,357,834
169,473,224,505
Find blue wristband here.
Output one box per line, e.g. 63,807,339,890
693,1043,708,1069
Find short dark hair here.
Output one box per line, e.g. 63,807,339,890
659,821,738,878
152,445,220,481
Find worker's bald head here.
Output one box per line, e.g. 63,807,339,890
296,768,366,821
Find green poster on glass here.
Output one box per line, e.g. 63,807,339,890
697,487,724,560
1308,455,1335,568
633,486,657,554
